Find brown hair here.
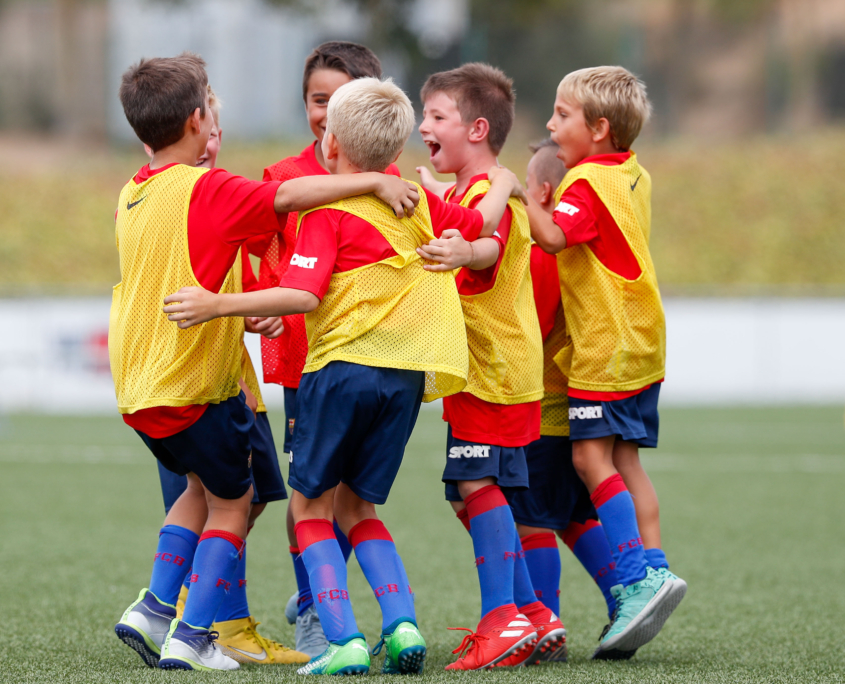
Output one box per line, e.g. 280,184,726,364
302,41,383,100
528,138,566,190
119,52,208,152
420,63,515,154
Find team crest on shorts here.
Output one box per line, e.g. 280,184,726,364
288,418,295,435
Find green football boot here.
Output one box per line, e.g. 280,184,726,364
296,636,370,676
373,621,426,675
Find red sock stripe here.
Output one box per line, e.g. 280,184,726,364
294,519,336,551
464,484,508,520
520,532,558,551
199,530,244,553
562,519,601,551
456,508,471,532
347,519,393,548
591,473,627,508
289,546,300,555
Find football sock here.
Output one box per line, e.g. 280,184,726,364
290,546,314,616
645,547,669,570
465,484,516,617
591,474,647,587
520,533,561,615
214,540,250,622
149,525,199,606
512,534,538,610
182,530,243,629
295,519,361,644
348,519,416,633
563,519,618,617
334,518,354,563
457,507,471,533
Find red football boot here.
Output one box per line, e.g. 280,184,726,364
519,600,567,664
445,604,537,671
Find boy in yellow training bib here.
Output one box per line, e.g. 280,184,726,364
519,66,686,660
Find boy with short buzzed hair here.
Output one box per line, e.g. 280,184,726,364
523,65,686,659
417,63,566,670
111,53,420,672
162,76,525,676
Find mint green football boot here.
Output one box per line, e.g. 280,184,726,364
373,622,426,675
296,636,370,676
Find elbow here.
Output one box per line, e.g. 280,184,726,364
539,235,565,255
298,291,320,313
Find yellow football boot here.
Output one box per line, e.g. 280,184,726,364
213,616,310,665
175,584,189,621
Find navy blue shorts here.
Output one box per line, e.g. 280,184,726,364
289,361,425,505
442,427,529,502
137,392,254,501
508,435,597,530
568,383,661,448
155,412,286,512
282,387,298,454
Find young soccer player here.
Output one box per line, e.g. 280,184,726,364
416,63,566,670
162,76,526,676
110,53,420,671
518,65,687,658
256,41,398,657
149,87,305,665
507,139,623,659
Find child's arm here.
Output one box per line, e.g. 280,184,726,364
164,287,319,329
415,165,454,200
417,232,500,272
474,167,527,236
275,173,419,219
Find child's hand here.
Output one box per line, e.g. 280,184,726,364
245,316,284,339
376,176,420,219
488,165,528,205
416,229,473,271
163,287,220,328
415,166,452,200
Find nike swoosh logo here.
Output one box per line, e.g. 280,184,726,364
127,196,146,210
227,645,268,661
630,175,642,191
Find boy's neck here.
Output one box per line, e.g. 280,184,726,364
149,138,204,170
453,149,498,196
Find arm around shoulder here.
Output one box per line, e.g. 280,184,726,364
527,198,567,254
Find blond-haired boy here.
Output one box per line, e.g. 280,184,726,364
521,65,686,659
163,77,525,675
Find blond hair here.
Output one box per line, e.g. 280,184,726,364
207,85,222,125
557,66,651,151
326,77,415,172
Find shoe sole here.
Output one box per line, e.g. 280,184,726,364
114,624,160,668
482,630,538,670
533,628,568,664
331,664,370,675
602,577,687,653
591,646,637,661
395,645,426,674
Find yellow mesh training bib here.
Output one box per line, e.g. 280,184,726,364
553,153,666,394
297,182,468,402
109,164,245,414
451,181,544,405
540,305,570,437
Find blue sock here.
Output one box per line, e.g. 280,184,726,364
290,546,314,616
465,485,516,617
521,533,561,615
149,525,199,606
512,534,538,610
564,521,618,617
645,547,669,570
182,531,243,629
591,475,647,587
349,520,415,633
334,519,354,563
296,520,361,644
214,541,250,622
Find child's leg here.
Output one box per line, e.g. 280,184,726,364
613,441,665,565
213,504,264,623
335,484,415,633
560,520,618,618
517,524,561,615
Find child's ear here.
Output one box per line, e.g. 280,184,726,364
541,181,553,206
591,117,612,144
323,132,339,160
217,129,223,145
185,107,203,136
468,117,490,145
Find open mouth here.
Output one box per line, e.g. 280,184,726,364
425,141,441,160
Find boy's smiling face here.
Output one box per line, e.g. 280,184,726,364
419,91,473,174
197,121,221,169
547,94,597,168
306,68,354,143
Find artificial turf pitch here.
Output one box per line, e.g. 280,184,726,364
1,406,843,683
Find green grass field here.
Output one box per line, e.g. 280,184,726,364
1,406,844,683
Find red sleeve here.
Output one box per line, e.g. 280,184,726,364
530,245,561,340
278,209,338,299
552,179,599,247
386,163,401,177
240,246,260,292
425,188,483,240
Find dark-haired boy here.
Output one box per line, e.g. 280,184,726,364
417,63,565,670
110,52,419,671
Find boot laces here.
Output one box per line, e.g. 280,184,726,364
448,627,489,658
242,618,292,662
